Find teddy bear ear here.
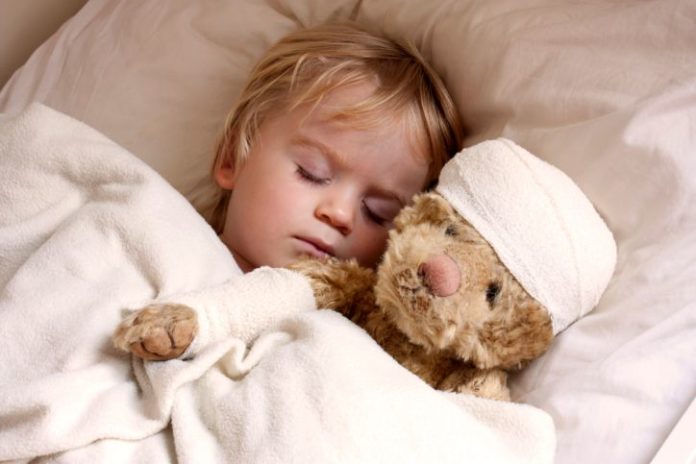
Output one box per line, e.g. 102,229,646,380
476,298,554,370
394,192,454,231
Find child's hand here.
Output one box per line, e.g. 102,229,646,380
112,303,198,360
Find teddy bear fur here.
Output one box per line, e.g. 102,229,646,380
288,192,553,400
113,191,554,401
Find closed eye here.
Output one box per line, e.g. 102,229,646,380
445,224,457,237
362,202,391,227
362,197,400,228
296,165,330,185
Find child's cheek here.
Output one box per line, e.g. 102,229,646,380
351,227,390,268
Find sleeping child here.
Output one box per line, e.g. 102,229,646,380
113,21,464,360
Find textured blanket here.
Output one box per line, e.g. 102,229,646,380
0,104,556,463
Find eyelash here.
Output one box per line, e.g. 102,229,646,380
362,203,388,226
296,165,389,227
296,165,329,186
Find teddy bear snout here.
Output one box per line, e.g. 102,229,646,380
417,254,461,297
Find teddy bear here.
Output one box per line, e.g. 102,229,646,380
113,138,617,402
285,194,554,401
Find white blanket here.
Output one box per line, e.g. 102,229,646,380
0,104,556,463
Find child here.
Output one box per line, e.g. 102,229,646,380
115,21,464,360
209,21,464,272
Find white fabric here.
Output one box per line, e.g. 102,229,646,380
436,138,616,334
1,1,695,463
356,2,696,462
0,104,556,463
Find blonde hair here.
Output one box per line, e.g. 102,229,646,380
210,21,464,233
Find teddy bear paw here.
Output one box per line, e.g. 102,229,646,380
461,369,510,401
112,303,198,361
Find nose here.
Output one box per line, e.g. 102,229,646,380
418,254,461,297
315,193,355,235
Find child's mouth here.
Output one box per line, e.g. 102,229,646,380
293,236,335,258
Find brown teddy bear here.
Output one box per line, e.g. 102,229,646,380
286,193,554,401
114,138,616,402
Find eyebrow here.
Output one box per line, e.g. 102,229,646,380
291,134,408,207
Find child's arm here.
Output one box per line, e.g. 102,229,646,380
113,267,316,360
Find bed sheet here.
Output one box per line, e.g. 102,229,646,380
1,0,695,462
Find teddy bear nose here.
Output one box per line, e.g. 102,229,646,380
418,254,461,297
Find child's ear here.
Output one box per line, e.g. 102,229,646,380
214,158,236,189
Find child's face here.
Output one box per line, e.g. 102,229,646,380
215,82,429,272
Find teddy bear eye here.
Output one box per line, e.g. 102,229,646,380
444,224,457,237
485,282,501,305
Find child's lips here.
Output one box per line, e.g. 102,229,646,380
294,236,335,258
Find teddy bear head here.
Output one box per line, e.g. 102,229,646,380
374,192,553,370
373,138,617,373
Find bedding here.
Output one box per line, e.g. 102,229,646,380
0,104,555,462
1,0,695,463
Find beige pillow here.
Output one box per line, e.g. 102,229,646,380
0,0,360,219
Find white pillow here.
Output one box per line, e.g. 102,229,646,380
359,0,696,239
0,0,360,219
2,1,695,463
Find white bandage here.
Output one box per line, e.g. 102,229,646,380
436,138,617,334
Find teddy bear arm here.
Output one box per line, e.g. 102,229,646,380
384,345,510,401
288,257,377,318
439,366,510,401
